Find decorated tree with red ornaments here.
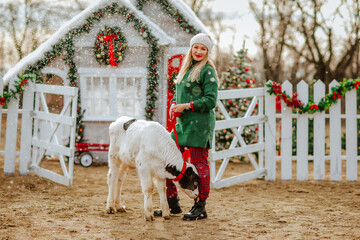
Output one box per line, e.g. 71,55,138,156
215,47,259,151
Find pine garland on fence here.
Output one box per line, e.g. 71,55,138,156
0,74,35,107
266,78,360,114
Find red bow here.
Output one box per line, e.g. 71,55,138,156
310,104,319,110
354,81,360,90
103,34,119,67
19,78,28,87
333,92,341,99
0,97,6,106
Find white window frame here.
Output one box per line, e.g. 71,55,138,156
79,67,147,121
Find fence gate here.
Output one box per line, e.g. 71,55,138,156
210,88,267,189
23,82,78,186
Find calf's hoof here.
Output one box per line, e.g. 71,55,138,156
145,215,155,221
116,206,126,213
153,197,182,217
154,209,162,217
106,207,116,214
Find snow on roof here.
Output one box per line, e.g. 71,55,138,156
128,0,214,41
3,0,175,85
167,0,212,36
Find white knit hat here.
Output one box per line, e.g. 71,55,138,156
190,33,213,52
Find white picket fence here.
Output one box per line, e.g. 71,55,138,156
264,80,359,181
0,77,78,186
0,77,25,174
1,77,359,184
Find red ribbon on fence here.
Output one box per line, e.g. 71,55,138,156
0,97,6,106
310,104,319,110
332,91,342,99
103,34,118,67
19,78,28,87
354,81,360,90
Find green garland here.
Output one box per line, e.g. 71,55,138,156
1,3,164,142
266,78,360,114
136,0,200,35
0,74,35,107
168,72,177,92
94,25,128,66
2,1,200,142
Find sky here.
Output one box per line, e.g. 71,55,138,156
0,0,348,61
207,0,346,56
208,0,261,55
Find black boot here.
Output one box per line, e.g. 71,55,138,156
182,200,207,221
154,196,182,216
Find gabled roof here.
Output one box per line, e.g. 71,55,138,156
167,0,211,35
4,0,211,85
128,0,211,36
4,0,176,85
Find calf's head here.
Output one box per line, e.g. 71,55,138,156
166,163,199,199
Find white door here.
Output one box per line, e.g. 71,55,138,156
30,84,78,186
210,87,267,189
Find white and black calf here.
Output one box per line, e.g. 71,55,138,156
106,116,199,221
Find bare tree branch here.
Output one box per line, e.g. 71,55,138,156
250,0,360,84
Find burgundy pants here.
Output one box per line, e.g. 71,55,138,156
166,146,210,201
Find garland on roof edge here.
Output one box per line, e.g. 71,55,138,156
1,3,163,143
266,78,360,114
136,0,200,35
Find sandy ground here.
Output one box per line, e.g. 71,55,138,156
0,157,359,240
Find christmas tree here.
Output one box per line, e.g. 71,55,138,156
215,47,258,152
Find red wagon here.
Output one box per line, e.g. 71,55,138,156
75,142,109,167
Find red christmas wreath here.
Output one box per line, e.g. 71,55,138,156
94,26,127,67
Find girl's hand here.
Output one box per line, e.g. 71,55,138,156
169,104,176,119
173,104,188,113
169,103,188,119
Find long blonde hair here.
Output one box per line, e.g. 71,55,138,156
175,48,218,85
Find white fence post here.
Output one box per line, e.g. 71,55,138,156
258,93,264,169
4,77,20,176
68,86,78,186
19,80,35,175
313,80,326,180
296,80,309,180
329,80,341,181
345,88,357,181
0,77,3,152
281,80,293,180
265,81,276,181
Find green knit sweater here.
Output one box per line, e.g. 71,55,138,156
171,63,218,148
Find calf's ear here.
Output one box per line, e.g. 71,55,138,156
185,167,194,176
123,119,137,130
